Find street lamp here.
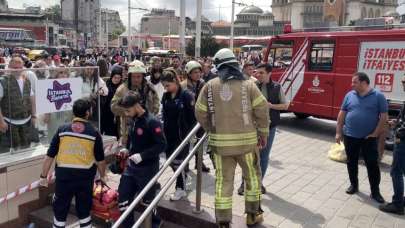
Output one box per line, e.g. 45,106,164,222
230,1,247,51
127,0,149,61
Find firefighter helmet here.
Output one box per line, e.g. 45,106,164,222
128,60,146,74
213,48,238,69
185,60,202,74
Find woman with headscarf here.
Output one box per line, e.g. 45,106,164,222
100,66,123,137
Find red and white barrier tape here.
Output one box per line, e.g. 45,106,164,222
0,172,55,205
0,142,118,205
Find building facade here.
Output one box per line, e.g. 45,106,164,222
0,1,57,46
272,0,398,29
141,9,181,35
61,0,101,48
100,8,125,47
212,5,287,36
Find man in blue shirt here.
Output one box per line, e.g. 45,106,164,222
336,72,388,203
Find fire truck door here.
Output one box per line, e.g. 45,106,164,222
302,41,335,117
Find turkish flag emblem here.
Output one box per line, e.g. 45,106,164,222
155,127,162,134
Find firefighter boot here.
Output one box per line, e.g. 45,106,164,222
246,210,264,226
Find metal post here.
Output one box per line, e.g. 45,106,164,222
128,0,132,62
179,0,186,55
193,141,203,214
195,0,202,58
99,8,102,48
106,13,109,50
230,0,235,51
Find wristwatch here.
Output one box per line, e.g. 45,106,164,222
40,174,47,178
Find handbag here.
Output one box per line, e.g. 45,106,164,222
92,180,120,222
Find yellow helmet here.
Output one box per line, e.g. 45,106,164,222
128,60,146,74
185,60,202,74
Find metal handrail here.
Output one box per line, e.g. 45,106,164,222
132,133,208,228
112,123,202,228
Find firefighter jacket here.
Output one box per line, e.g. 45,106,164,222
195,78,270,156
47,118,105,181
124,112,166,173
111,79,160,143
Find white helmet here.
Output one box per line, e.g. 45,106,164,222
185,60,202,74
128,60,146,74
213,48,238,69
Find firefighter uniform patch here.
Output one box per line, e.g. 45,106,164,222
220,83,233,101
71,122,85,133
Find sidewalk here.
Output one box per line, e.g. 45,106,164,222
109,114,404,228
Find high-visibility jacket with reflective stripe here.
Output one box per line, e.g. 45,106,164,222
195,77,270,156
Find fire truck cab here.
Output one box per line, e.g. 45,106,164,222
265,28,405,121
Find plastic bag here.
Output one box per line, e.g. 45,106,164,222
328,143,347,163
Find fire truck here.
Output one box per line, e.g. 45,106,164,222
264,26,405,148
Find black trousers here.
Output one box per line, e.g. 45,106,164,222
343,135,381,194
52,179,93,228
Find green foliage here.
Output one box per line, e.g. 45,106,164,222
186,34,225,57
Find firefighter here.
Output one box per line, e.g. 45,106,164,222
161,68,196,201
111,60,160,145
116,91,166,228
39,99,106,228
195,48,269,227
182,60,211,173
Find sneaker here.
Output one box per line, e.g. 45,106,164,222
379,202,404,215
170,188,187,201
246,211,264,226
217,222,230,228
237,183,244,196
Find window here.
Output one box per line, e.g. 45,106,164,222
309,41,335,71
269,40,294,68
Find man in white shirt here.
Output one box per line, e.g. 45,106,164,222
0,57,36,152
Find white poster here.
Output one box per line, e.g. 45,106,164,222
36,78,83,115
357,41,405,102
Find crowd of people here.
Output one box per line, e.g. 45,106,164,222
0,45,403,227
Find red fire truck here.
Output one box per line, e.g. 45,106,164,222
264,27,405,148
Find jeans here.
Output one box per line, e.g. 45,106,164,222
343,135,381,194
391,140,405,207
260,127,277,179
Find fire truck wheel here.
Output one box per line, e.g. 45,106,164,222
294,113,310,119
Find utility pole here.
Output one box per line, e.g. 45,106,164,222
128,0,132,62
195,0,202,58
230,1,247,51
230,0,235,51
99,8,102,48
106,13,109,50
179,0,186,56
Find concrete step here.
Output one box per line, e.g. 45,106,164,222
29,205,111,228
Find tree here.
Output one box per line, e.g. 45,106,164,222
44,4,62,22
111,28,125,41
186,34,225,57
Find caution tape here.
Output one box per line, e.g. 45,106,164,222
0,172,55,205
0,141,118,205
